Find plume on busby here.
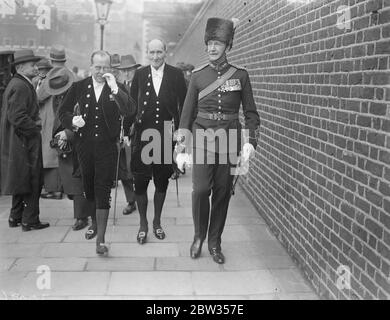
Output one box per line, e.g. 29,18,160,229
204,17,239,49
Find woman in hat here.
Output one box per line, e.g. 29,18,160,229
37,65,64,201
176,18,261,264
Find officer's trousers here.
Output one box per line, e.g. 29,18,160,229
192,153,235,251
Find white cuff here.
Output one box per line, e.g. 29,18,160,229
111,86,119,95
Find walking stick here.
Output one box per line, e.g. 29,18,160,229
231,154,242,196
176,177,180,207
113,117,124,227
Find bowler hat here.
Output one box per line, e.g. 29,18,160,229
111,54,121,68
36,58,53,70
12,49,42,66
50,45,67,62
43,66,76,96
117,54,141,70
204,17,239,49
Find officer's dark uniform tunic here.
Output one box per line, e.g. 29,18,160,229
59,77,135,209
130,65,187,194
179,60,260,251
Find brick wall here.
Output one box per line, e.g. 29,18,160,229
171,0,390,300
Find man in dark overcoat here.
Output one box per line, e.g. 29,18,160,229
0,49,50,231
130,39,187,244
58,50,136,255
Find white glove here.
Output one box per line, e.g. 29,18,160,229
103,73,118,94
123,136,131,147
241,143,255,163
72,116,85,129
176,153,191,172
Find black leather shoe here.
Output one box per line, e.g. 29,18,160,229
190,238,204,259
96,243,109,256
153,227,166,240
22,222,50,232
209,248,225,265
9,218,22,228
85,226,97,240
123,202,137,215
72,219,89,231
137,231,147,245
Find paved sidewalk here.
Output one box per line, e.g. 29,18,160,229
0,171,319,300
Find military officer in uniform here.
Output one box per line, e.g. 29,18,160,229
130,39,187,245
59,51,136,255
176,18,260,264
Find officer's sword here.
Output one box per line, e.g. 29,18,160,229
231,154,242,196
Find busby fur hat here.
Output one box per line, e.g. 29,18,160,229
204,17,239,49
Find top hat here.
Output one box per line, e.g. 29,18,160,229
36,58,53,70
12,49,42,66
116,54,141,70
42,66,76,96
111,54,121,68
49,45,67,62
204,17,239,49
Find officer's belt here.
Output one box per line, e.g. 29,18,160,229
197,111,239,121
198,66,237,101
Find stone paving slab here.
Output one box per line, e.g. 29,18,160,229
10,258,87,272
19,272,110,297
15,227,70,244
0,258,15,271
270,268,314,293
176,216,266,226
0,244,44,258
0,271,29,296
40,243,179,258
191,270,278,296
108,244,180,258
40,243,100,258
222,225,276,242
222,254,268,271
86,258,155,271
156,257,223,272
108,272,194,296
177,241,287,258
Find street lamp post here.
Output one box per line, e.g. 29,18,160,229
94,0,113,50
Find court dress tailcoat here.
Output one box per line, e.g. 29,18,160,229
130,64,187,178
58,76,136,208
